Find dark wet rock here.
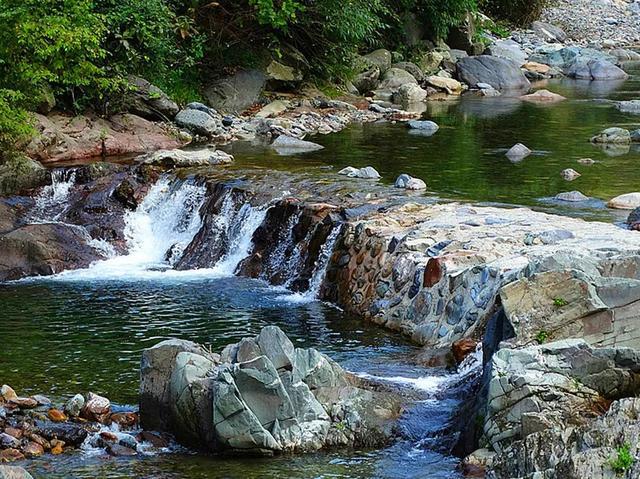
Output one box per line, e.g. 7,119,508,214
140,326,401,454
627,207,640,230
204,70,267,114
137,431,169,448
124,76,179,121
34,420,88,446
107,443,137,457
456,56,531,91
0,155,48,196
0,223,102,281
0,433,20,449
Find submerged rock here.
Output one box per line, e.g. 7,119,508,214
0,466,34,479
520,89,566,103
338,166,381,180
140,326,401,454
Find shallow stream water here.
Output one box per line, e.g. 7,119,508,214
2,67,639,478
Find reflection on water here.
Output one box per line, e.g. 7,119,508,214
0,278,471,479
225,68,640,222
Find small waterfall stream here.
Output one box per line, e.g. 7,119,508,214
30,168,77,223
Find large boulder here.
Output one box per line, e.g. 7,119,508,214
352,67,380,94
140,148,233,168
591,127,631,144
0,154,48,196
608,192,640,209
482,340,640,478
394,83,428,104
0,223,104,281
0,466,34,479
362,49,393,74
566,58,628,81
378,68,418,91
26,113,188,163
174,104,224,138
531,21,567,43
457,56,531,91
125,76,179,121
485,40,527,66
139,326,401,454
204,70,267,114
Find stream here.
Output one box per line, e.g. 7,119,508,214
1,67,640,478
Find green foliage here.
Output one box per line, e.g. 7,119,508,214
535,330,550,344
248,0,304,31
480,0,552,27
0,90,33,154
553,297,569,308
0,0,109,105
610,443,634,474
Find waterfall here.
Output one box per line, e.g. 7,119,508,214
210,203,269,275
30,168,77,222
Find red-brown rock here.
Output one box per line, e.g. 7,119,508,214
0,448,24,462
452,338,478,365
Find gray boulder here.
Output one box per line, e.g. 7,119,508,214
394,174,427,190
271,135,324,155
566,58,628,80
394,83,428,104
175,107,223,138
617,100,640,114
125,76,179,121
363,49,393,73
457,56,531,91
140,326,400,455
204,70,267,114
338,166,381,180
392,62,425,83
353,67,380,94
555,191,589,202
407,120,439,132
485,40,527,66
505,143,531,162
140,148,233,167
378,68,418,91
0,467,34,479
532,21,567,43
591,127,631,144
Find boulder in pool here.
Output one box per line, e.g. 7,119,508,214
591,127,631,144
0,466,34,479
407,120,439,132
394,174,427,190
560,169,581,181
565,58,628,81
139,326,401,454
456,56,531,91
520,90,566,103
140,148,233,168
338,166,381,180
271,135,324,155
554,191,589,202
505,143,531,161
608,192,640,210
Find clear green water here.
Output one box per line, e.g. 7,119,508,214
3,69,640,478
226,71,640,222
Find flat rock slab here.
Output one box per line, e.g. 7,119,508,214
271,135,324,155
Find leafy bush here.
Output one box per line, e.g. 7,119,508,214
610,443,634,474
481,0,552,26
0,90,33,156
0,0,109,107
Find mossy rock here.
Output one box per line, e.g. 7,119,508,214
0,154,48,196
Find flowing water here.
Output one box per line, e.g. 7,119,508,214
2,69,640,478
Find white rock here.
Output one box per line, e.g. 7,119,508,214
255,100,289,119
339,166,381,179
561,169,582,181
271,135,324,154
607,192,640,209
506,143,532,161
555,191,589,202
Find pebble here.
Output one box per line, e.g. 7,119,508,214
0,385,17,401
47,408,68,422
64,394,85,417
561,169,581,181
23,442,44,458
81,392,111,423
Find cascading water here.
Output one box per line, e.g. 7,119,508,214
30,168,77,223
54,176,207,280
209,203,269,275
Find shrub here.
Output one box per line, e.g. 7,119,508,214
480,0,552,27
0,90,33,155
610,443,634,474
